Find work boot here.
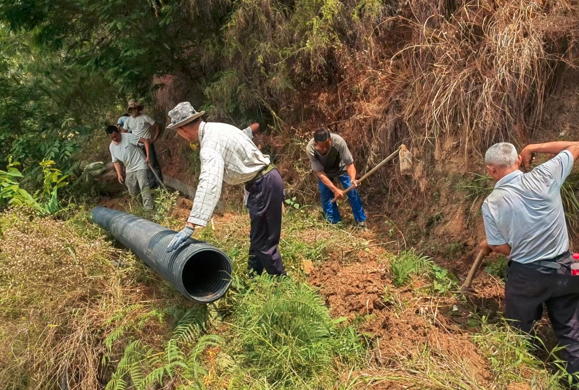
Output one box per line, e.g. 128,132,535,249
356,221,368,230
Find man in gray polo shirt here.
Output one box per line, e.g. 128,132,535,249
306,128,367,227
480,141,579,377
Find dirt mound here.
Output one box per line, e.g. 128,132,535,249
310,259,492,386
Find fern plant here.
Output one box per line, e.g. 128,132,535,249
230,276,363,386
105,306,218,390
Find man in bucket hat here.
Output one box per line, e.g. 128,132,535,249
122,99,164,188
165,102,287,276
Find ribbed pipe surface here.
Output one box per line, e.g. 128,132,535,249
91,207,232,303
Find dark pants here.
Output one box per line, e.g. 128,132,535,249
246,169,286,276
138,143,163,189
505,253,579,376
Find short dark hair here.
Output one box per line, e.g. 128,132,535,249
314,128,330,143
106,125,119,135
122,113,129,117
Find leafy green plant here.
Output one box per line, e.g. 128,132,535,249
0,158,68,215
485,255,509,279
432,265,457,294
0,159,39,210
285,196,301,210
390,250,433,287
106,307,216,390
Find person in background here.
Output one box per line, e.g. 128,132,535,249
106,126,153,210
243,123,260,140
122,99,163,189
480,141,579,380
117,113,130,131
164,102,287,277
307,128,367,228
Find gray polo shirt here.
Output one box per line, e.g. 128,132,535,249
482,150,574,264
306,133,354,178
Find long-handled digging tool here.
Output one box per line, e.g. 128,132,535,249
137,148,169,192
147,161,168,192
461,249,488,293
330,147,402,203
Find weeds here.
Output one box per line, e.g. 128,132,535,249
105,307,217,390
390,250,433,287
473,316,567,388
432,264,457,294
562,172,579,234
485,256,509,280
458,173,494,223
0,158,69,215
228,275,365,388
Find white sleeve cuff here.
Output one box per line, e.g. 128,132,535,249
187,216,208,227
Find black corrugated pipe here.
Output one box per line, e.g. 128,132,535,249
91,207,232,303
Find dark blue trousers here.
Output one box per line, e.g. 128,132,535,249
318,173,367,224
506,254,579,377
246,169,286,276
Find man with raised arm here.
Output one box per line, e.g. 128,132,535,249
106,126,154,210
122,99,164,188
307,128,367,228
164,102,287,276
480,141,579,378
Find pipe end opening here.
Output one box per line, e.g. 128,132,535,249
182,250,232,303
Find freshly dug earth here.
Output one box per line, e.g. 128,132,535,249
310,259,493,386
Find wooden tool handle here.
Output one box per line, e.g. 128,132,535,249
330,148,400,203
462,249,487,289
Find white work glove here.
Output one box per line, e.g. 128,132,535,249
166,226,194,253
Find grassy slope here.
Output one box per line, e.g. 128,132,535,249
0,192,573,389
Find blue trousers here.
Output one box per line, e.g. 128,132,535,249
319,174,367,224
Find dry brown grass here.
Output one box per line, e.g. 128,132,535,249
0,209,115,388
0,208,191,390
254,0,579,201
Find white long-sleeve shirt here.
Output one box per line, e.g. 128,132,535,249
188,122,269,226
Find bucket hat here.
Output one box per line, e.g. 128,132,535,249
167,102,205,130
127,99,144,112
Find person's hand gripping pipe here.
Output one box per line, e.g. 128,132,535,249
166,225,195,253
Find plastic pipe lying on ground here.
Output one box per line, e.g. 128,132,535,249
91,206,232,303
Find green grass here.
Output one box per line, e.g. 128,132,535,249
473,316,569,389
456,173,494,224
390,249,434,287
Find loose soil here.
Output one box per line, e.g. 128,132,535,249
309,258,493,386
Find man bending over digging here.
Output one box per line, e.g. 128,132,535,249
480,141,579,379
307,128,367,228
